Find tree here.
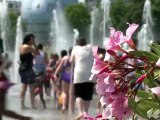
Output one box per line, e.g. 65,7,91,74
110,0,145,43
8,10,20,51
151,0,160,42
65,3,91,37
110,0,127,32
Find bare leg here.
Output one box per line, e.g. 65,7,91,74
68,83,75,114
39,88,46,109
75,97,84,120
29,84,36,109
3,110,31,120
20,83,27,109
61,81,69,112
83,100,90,113
51,80,57,100
0,90,6,119
0,90,31,120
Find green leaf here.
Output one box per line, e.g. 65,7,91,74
129,51,159,62
129,98,160,119
138,99,160,110
150,43,160,56
137,90,152,98
128,98,149,119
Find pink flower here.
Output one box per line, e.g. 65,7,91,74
104,76,115,92
156,58,160,67
102,104,113,119
92,46,99,58
111,98,132,120
150,87,160,96
107,49,118,58
83,112,103,120
100,95,111,107
103,27,123,51
123,23,139,48
110,92,126,100
91,58,107,74
96,79,107,95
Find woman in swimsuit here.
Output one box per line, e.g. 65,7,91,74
54,48,72,112
19,34,39,109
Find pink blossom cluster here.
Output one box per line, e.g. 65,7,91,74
85,23,139,120
83,23,160,120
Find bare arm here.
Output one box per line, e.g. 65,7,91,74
54,58,64,76
44,52,49,64
32,42,39,56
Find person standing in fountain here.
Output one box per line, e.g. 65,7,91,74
33,43,48,109
70,38,95,120
54,47,72,113
19,34,39,109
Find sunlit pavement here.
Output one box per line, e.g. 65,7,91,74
3,84,98,120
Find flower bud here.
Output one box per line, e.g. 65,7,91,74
135,74,147,83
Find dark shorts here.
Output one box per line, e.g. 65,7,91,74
74,82,95,101
19,69,35,84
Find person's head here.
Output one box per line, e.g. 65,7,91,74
37,43,43,50
60,50,67,58
97,47,106,60
76,38,87,46
51,53,59,61
22,33,35,45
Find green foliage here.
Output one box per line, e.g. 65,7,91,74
110,0,160,42
110,0,145,32
128,43,160,119
8,10,19,50
110,0,127,31
65,3,91,36
129,50,159,62
151,0,160,28
8,10,20,32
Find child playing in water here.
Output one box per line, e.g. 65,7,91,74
34,72,46,109
0,53,31,120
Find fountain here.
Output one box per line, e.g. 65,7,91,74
12,16,23,83
137,0,154,51
89,7,96,45
73,29,79,46
0,0,10,53
101,0,111,46
50,2,73,54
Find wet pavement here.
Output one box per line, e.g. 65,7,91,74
3,84,99,120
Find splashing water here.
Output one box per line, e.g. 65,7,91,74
101,0,111,46
73,29,79,46
12,16,23,83
0,0,9,53
137,0,154,51
50,2,73,54
89,7,96,45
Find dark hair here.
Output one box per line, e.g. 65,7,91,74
22,34,35,44
52,53,59,59
60,50,67,58
98,47,106,54
76,38,87,46
37,43,43,50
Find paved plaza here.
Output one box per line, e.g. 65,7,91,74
3,84,98,120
